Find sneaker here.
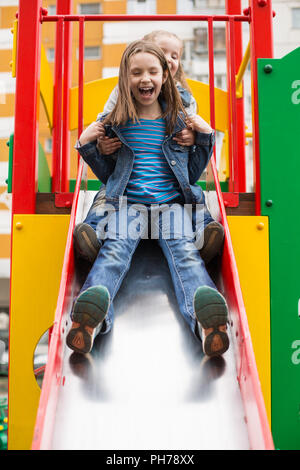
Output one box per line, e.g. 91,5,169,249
73,223,101,263
66,285,110,354
200,221,224,265
194,286,229,357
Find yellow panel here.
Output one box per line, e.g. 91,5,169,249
69,76,229,133
11,19,17,78
227,216,271,424
8,214,70,450
187,79,228,132
69,76,118,130
218,130,230,181
40,44,54,130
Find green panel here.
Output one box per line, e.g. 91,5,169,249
68,179,229,193
258,47,300,450
69,179,101,192
37,142,51,192
6,134,14,193
6,135,51,193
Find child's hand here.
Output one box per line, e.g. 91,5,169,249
186,115,213,134
97,136,122,155
79,121,105,146
173,128,195,146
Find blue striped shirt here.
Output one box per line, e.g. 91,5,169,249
120,118,181,204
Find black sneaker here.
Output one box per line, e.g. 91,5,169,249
200,222,225,265
73,223,101,263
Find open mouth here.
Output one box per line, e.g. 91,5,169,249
138,86,155,97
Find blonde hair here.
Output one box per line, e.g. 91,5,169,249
143,30,191,93
103,40,186,135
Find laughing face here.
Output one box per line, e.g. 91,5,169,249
129,51,168,116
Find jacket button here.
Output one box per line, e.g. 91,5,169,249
171,160,176,166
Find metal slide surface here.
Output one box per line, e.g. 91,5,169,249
32,162,273,450
51,237,249,450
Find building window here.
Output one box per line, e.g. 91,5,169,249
127,0,156,14
207,0,224,7
78,3,102,15
192,27,225,56
190,0,224,7
193,28,207,55
45,138,53,154
48,5,56,15
46,48,55,62
84,46,102,60
292,8,300,28
214,28,226,54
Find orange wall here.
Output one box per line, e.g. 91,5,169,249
157,0,176,14
103,1,126,14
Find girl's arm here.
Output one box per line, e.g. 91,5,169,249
185,115,215,184
76,121,117,184
79,121,105,146
186,115,213,134
96,85,122,155
173,114,212,147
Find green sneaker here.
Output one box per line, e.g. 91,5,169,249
66,285,110,354
194,286,229,357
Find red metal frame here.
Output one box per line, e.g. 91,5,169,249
248,0,274,214
32,159,84,450
226,0,247,193
78,18,84,139
10,3,275,450
42,12,250,199
207,17,216,163
52,17,64,193
12,0,43,214
60,0,73,193
42,14,249,23
210,156,273,450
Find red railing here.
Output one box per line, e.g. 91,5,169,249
11,1,274,217
42,11,250,198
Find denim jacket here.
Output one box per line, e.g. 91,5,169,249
76,113,215,207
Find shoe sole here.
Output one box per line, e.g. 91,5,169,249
200,222,224,265
194,286,229,357
73,223,101,263
66,285,110,354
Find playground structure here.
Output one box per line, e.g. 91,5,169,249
6,0,300,450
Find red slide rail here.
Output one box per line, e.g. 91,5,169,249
14,2,274,450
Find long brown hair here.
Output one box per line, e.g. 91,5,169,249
103,40,186,135
143,30,191,93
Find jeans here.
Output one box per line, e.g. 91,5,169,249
84,189,215,250
79,200,217,340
